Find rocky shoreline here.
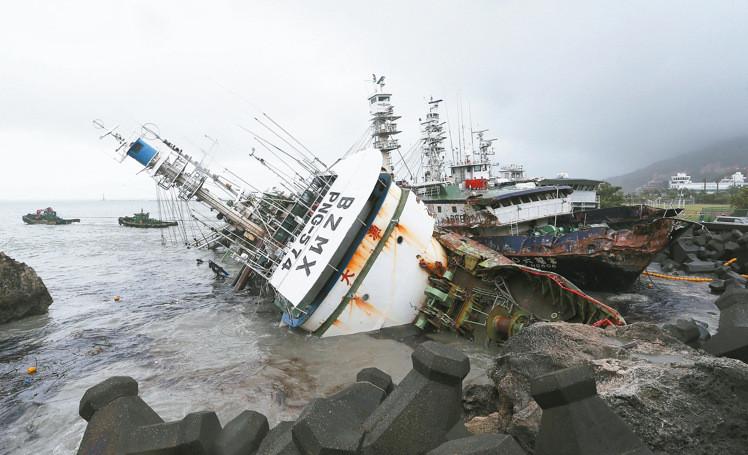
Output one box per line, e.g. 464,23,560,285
74,291,748,454
0,252,53,324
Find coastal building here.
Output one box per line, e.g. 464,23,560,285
668,171,747,193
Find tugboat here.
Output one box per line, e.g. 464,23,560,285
22,207,80,225
118,210,178,228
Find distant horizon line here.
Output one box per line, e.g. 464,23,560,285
0,198,159,202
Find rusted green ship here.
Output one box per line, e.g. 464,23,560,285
118,210,178,228
22,207,80,225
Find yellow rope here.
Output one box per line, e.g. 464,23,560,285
724,258,737,266
642,271,713,282
643,270,748,283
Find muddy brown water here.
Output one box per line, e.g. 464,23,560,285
0,201,719,454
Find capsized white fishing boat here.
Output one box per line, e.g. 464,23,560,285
93,120,446,337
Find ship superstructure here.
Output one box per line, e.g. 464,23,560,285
396,99,573,236
369,75,402,174
92,76,633,340
94,119,447,337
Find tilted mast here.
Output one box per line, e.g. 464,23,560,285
368,74,401,174
419,98,448,183
93,120,334,279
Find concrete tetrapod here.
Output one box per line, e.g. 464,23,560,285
360,341,470,455
705,285,748,362
213,410,269,455
531,365,653,455
125,411,222,454
427,434,526,455
77,342,485,455
291,381,386,454
77,377,164,455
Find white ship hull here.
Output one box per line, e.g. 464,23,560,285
270,147,447,337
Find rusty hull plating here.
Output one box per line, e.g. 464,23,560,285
415,232,625,343
476,217,676,291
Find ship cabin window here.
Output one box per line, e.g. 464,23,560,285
474,165,482,172
379,96,389,102
483,165,488,171
437,206,442,213
451,206,457,213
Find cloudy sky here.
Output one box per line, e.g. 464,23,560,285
2,0,748,200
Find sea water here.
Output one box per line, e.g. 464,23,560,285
0,200,718,454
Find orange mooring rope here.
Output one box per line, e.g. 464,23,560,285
643,270,748,283
642,271,713,283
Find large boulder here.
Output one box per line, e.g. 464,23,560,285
487,322,748,454
0,252,53,323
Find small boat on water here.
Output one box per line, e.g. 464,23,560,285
22,207,80,225
118,210,178,228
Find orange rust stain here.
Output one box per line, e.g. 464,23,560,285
395,223,429,252
331,318,351,331
350,294,386,318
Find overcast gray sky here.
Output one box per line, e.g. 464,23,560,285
2,0,748,200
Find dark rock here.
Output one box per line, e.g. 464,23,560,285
652,252,668,264
739,232,748,245
412,340,470,383
256,421,300,455
693,235,707,247
356,367,394,396
660,260,676,273
532,366,653,455
709,279,727,294
427,434,526,455
0,252,53,323
125,411,222,454
725,241,741,257
292,398,365,454
671,238,698,263
361,341,469,454
696,246,708,260
488,322,748,454
77,396,163,455
214,410,269,455
663,319,711,349
463,384,500,420
444,421,472,441
327,381,387,420
684,260,718,273
705,286,748,362
730,229,743,241
708,232,724,243
79,376,139,422
714,283,748,311
707,239,725,257
725,270,748,286
290,380,386,454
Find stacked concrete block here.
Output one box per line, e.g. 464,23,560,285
661,227,748,275
213,411,269,455
126,411,222,454
427,434,526,455
360,341,470,454
77,376,164,455
531,365,653,455
256,421,299,455
705,286,748,362
77,342,526,455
